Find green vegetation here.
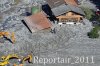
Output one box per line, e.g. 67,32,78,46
81,7,95,20
32,6,40,14
88,26,100,38
96,15,100,22
81,7,100,22
81,7,100,38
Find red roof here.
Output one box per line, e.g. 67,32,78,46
64,0,78,6
24,12,52,33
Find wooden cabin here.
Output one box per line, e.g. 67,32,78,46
45,0,85,24
56,11,83,23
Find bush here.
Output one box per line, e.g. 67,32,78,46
87,26,100,38
88,31,99,38
81,7,95,20
94,26,100,31
81,7,100,22
96,15,100,22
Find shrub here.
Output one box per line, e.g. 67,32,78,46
81,7,95,20
81,7,100,22
87,26,100,38
94,26,100,31
88,31,99,38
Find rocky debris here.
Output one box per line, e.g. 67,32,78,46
0,14,93,56
0,1,95,56
1,0,100,66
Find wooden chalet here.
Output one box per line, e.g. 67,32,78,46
45,0,85,24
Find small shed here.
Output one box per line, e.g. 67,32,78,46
31,6,40,14
24,11,52,33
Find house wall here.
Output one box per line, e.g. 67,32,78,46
66,12,73,16
56,12,83,23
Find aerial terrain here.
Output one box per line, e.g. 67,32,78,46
0,0,100,66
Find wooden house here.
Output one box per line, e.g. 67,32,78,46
56,4,85,23
45,0,85,24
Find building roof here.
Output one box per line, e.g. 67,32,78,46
51,4,85,16
46,0,65,8
24,11,52,33
64,0,78,6
45,0,85,17
51,4,70,16
68,4,85,15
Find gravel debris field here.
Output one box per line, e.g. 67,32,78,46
0,0,100,66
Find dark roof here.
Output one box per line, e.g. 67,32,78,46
51,4,70,16
45,0,85,17
46,0,65,8
68,4,85,15
51,4,85,16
